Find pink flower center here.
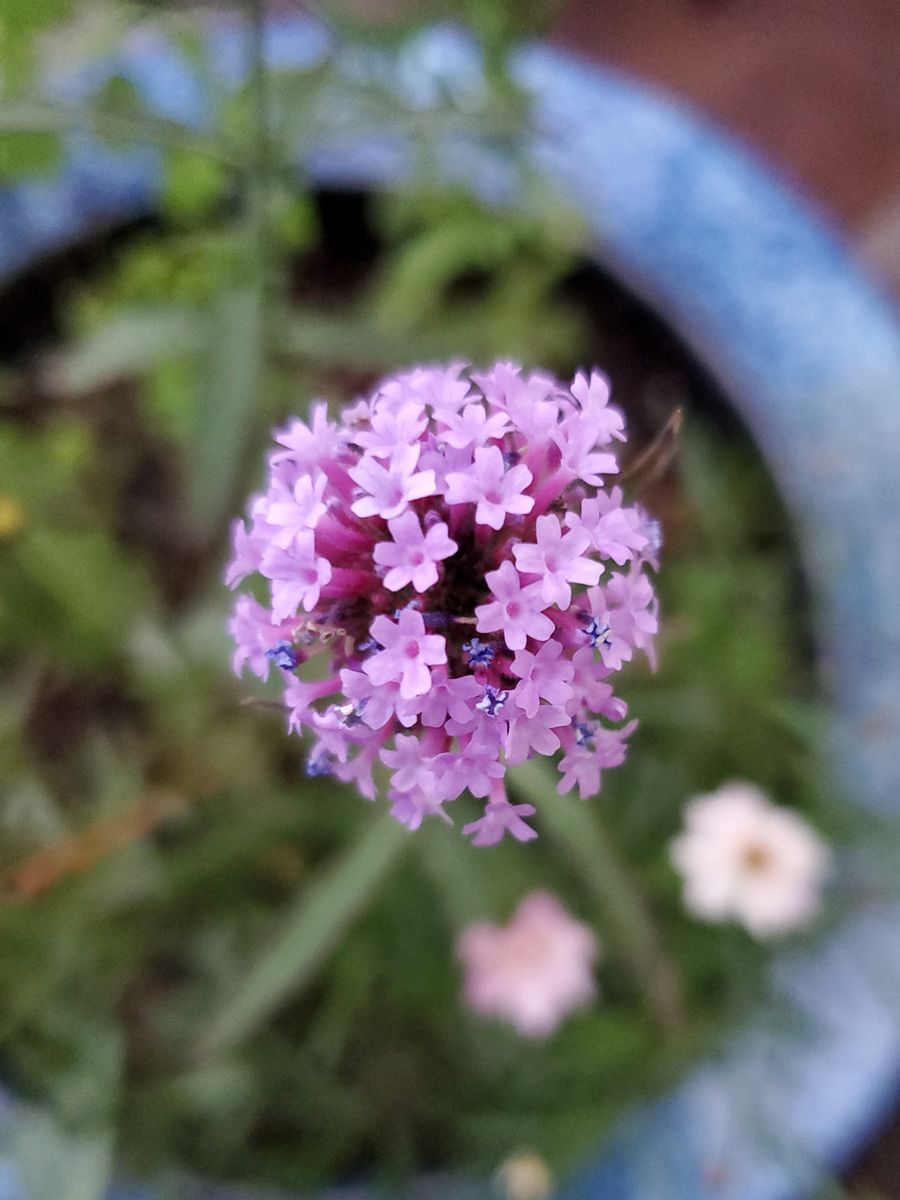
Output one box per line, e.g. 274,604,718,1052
505,601,521,618
404,639,421,659
411,551,425,565
485,489,502,504
302,566,320,585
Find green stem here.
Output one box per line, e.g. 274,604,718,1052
0,101,238,163
509,760,685,1035
247,0,274,300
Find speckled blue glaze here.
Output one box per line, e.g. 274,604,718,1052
2,18,900,1200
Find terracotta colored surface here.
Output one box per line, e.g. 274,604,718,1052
552,0,900,235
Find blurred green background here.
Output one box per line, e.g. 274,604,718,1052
0,2,839,1197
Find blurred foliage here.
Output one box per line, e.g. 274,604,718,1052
0,1,861,1198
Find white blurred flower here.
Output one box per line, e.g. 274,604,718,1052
495,1149,554,1200
669,781,831,939
456,891,599,1037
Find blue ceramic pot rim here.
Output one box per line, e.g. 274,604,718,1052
2,17,900,1200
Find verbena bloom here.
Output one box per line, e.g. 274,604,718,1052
226,361,658,844
456,891,599,1037
669,781,831,939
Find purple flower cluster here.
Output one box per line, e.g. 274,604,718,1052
227,362,658,845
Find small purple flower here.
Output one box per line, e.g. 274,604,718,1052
445,445,534,531
510,639,575,718
373,510,457,593
513,514,603,610
229,594,294,680
438,401,510,450
264,472,328,549
417,670,483,728
504,704,569,765
566,489,649,566
261,535,333,621
462,798,538,847
348,444,437,520
355,400,428,458
362,608,447,700
557,722,637,800
390,789,450,831
474,561,554,652
225,519,263,588
227,362,659,844
380,734,439,794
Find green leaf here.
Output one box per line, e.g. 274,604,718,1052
14,527,147,666
200,812,409,1056
188,285,265,538
373,217,516,333
48,306,203,395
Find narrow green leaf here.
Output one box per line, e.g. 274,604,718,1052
48,306,203,395
201,812,409,1056
189,285,265,538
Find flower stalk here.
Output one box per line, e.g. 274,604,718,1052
509,758,685,1035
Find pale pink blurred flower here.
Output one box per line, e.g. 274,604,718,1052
669,781,831,939
456,891,599,1036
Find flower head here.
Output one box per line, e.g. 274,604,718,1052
669,781,831,938
226,362,658,843
456,891,599,1036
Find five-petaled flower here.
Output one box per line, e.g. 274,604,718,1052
457,891,599,1035
373,510,458,593
669,781,830,939
362,608,448,700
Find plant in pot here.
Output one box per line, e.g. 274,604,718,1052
0,4,899,1200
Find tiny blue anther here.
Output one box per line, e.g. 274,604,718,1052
266,641,299,671
476,684,509,717
463,637,495,667
358,637,384,654
574,720,596,749
583,617,612,650
305,753,333,778
337,699,367,728
503,450,520,468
